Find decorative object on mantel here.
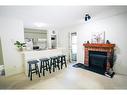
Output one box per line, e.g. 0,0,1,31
91,31,105,44
87,41,90,44
105,68,115,78
14,41,26,51
84,41,87,44
106,40,110,44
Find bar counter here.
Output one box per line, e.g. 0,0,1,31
22,48,64,75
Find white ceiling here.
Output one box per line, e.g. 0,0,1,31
0,6,127,29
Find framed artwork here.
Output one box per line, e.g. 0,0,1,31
91,31,105,43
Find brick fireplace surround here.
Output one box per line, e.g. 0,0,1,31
83,43,115,71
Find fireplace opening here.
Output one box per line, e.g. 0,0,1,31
89,51,107,74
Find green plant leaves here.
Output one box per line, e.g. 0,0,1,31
14,41,26,49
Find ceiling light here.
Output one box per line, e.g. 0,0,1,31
85,13,91,21
34,22,48,27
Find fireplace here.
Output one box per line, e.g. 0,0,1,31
83,43,115,74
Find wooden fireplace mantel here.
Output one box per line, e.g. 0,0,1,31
83,43,115,48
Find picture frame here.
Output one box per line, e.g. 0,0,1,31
91,31,105,44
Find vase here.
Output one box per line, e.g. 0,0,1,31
18,48,23,51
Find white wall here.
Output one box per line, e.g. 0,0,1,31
0,17,24,76
58,12,127,75
58,28,70,61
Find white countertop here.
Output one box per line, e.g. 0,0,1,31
22,48,63,53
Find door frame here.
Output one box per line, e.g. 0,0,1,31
69,32,77,63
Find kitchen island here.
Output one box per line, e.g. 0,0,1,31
22,48,64,75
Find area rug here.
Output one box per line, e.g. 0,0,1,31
72,63,115,78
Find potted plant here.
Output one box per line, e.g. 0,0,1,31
14,41,26,51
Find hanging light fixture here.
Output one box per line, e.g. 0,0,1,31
85,13,91,21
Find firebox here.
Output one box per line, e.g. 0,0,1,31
89,51,107,74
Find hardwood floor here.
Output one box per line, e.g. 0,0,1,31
0,63,127,89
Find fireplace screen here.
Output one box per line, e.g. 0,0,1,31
89,51,107,73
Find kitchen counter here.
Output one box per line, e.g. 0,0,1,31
22,48,64,75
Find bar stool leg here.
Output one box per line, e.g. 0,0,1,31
56,58,60,70
29,64,32,81
46,61,49,71
30,70,32,81
37,66,41,77
35,64,38,75
48,61,51,73
53,63,55,72
43,69,45,76
28,64,30,77
58,65,60,70
42,61,45,76
57,62,60,70
40,61,42,73
61,56,63,69
64,58,67,67
49,62,52,73
49,67,51,73
35,64,40,77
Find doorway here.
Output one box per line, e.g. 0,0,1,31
0,38,5,76
69,32,77,63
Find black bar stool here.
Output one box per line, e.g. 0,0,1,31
28,60,40,81
39,58,51,76
60,55,67,69
50,56,60,72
